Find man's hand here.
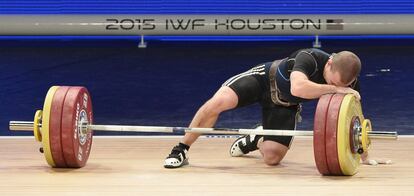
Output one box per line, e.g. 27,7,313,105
335,87,361,100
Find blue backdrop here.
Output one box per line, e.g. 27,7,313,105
1,38,414,135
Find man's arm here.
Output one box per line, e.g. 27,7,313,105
290,71,361,100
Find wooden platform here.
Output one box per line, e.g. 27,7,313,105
0,136,413,195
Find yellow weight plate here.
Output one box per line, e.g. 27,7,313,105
42,86,59,167
362,119,372,153
337,94,363,175
33,110,43,142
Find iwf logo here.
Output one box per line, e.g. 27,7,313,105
105,17,346,32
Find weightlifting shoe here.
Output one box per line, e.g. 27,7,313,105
229,134,262,157
164,143,189,168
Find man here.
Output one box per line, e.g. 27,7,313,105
164,48,362,168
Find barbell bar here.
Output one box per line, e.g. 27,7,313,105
9,120,397,138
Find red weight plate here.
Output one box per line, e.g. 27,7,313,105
313,94,334,175
49,86,70,168
61,87,94,168
325,93,345,175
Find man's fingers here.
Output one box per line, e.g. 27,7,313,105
354,92,361,101
348,88,361,100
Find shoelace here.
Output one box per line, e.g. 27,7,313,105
167,146,186,161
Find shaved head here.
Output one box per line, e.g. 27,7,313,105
330,51,361,84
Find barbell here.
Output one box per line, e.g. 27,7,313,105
9,86,397,175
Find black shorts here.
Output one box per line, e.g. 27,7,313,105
222,63,300,148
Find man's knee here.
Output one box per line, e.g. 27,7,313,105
263,153,283,166
260,141,289,166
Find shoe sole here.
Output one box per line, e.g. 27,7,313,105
164,159,189,169
229,137,244,157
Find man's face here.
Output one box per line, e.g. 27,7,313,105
324,60,354,87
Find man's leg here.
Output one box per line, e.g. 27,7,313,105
164,86,238,168
183,86,239,145
230,104,298,166
258,105,298,166
165,64,265,168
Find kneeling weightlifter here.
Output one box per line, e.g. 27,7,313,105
164,48,363,168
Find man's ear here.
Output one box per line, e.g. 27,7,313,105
325,59,333,70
